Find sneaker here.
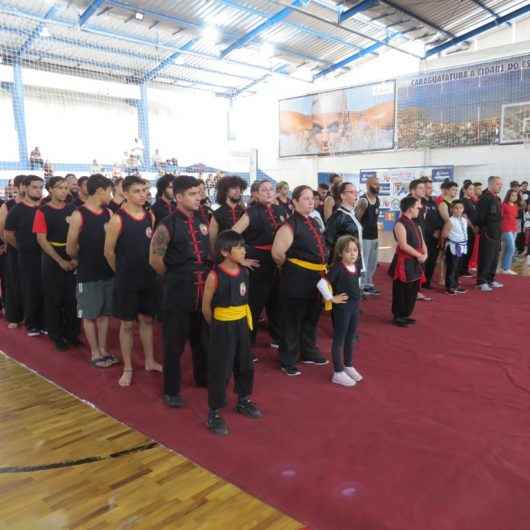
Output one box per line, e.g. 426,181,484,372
40,330,48,336
490,281,504,288
332,371,356,387
301,357,329,366
344,366,363,382
363,286,380,295
270,342,279,349
164,394,184,408
27,328,40,337
281,365,301,376
404,317,416,324
478,283,493,292
455,287,467,294
207,410,229,436
446,289,457,296
392,318,410,327
502,269,517,275
235,398,263,419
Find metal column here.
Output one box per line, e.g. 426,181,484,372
137,83,151,169
12,62,29,168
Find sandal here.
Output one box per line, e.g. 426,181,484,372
91,355,114,368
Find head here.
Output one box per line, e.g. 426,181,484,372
86,174,112,205
333,235,359,266
197,179,208,201
216,175,248,205
13,174,27,198
156,174,174,201
451,199,464,217
215,230,246,265
521,181,528,192
462,181,475,199
400,196,421,219
409,179,426,199
336,182,357,208
292,185,314,216
317,183,329,199
420,177,433,197
473,182,483,197
65,173,78,193
504,189,519,204
46,177,68,202
23,175,44,202
510,180,520,192
256,180,275,206
174,175,201,212
249,180,260,204
276,181,289,200
311,92,347,154
488,176,502,195
78,176,89,198
122,176,147,207
329,173,342,187
441,180,458,199
367,176,380,195
313,190,321,209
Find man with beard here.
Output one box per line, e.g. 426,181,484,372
355,175,381,295
421,178,444,290
152,174,175,226
323,173,343,222
209,175,247,250
65,174,79,203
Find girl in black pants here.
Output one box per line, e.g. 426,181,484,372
318,235,364,387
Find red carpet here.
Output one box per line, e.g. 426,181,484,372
1,270,530,530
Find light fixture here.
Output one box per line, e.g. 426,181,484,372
202,25,220,43
260,42,275,59
40,27,50,37
135,12,144,20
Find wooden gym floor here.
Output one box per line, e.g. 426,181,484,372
0,352,303,530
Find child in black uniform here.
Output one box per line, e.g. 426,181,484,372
202,230,263,436
318,235,364,387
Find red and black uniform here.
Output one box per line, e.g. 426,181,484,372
276,198,294,220
207,265,254,410
161,209,212,396
152,197,175,227
113,209,157,320
213,202,245,231
243,202,284,345
32,202,80,342
108,199,124,214
198,200,213,226
2,199,24,324
5,202,44,331
388,216,424,320
279,212,328,369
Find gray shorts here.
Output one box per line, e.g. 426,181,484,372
76,279,114,320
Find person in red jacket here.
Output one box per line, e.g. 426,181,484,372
501,189,520,275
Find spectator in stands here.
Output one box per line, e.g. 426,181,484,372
152,149,163,171
30,147,43,169
500,189,520,275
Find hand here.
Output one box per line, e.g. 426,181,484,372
418,253,427,264
58,258,71,271
70,259,79,269
241,258,260,270
332,293,348,304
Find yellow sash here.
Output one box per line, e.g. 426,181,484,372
214,304,253,330
287,258,332,311
50,241,67,247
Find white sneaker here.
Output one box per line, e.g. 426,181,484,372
344,366,363,382
490,281,504,288
478,283,493,292
502,269,517,275
332,371,356,387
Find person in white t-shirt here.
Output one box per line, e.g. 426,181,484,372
442,200,468,295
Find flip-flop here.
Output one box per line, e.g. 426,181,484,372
417,295,433,302
91,356,114,368
106,354,120,366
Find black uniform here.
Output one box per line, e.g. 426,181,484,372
325,207,361,257
213,203,245,231
462,197,479,274
5,202,44,331
358,194,380,240
152,197,175,227
276,198,294,220
113,209,157,320
388,216,424,320
279,212,328,369
2,199,24,324
161,210,212,396
208,265,254,410
243,203,284,345
108,199,124,214
198,200,213,226
32,202,80,342
476,190,502,286
422,197,444,288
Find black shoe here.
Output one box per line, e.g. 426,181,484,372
27,328,40,337
281,365,301,376
164,394,184,408
446,289,457,296
392,318,409,327
404,318,416,324
364,286,381,295
66,337,83,347
301,357,329,366
208,409,228,436
235,398,263,419
53,338,70,351
455,287,467,294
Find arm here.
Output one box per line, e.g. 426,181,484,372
441,219,452,240
0,203,8,242
149,223,170,275
354,197,368,221
209,215,219,254
103,214,122,273
272,224,293,267
438,201,450,223
66,210,82,258
395,223,425,261
323,196,335,222
232,213,250,234
201,271,216,325
3,230,16,249
36,234,74,271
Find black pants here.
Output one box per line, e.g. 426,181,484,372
208,319,254,410
461,229,475,274
331,300,359,372
162,308,208,396
265,272,282,343
477,234,500,285
445,248,463,290
392,279,420,319
4,248,24,324
18,251,44,330
42,254,80,342
424,234,439,287
248,260,275,345
279,296,322,368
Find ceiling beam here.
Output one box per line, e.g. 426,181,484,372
17,4,61,57
425,2,530,57
142,38,198,82
232,65,289,97
79,0,106,27
469,0,509,25
339,0,379,24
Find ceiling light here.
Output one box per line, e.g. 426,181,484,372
202,25,220,43
260,42,275,58
40,27,50,37
135,12,144,20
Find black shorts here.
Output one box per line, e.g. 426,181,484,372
113,285,157,321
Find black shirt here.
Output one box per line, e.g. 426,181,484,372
5,202,41,254
423,196,443,237
462,197,478,227
108,199,125,214
152,198,175,227
358,194,380,240
477,190,502,240
212,265,249,310
213,203,245,231
32,203,76,259
327,262,361,302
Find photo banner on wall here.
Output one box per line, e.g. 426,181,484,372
280,81,395,158
397,54,530,149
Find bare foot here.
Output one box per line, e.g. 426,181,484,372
145,361,162,373
118,369,133,387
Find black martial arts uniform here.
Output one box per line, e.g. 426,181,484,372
476,190,502,286
151,197,175,227
422,196,444,288
213,202,245,232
